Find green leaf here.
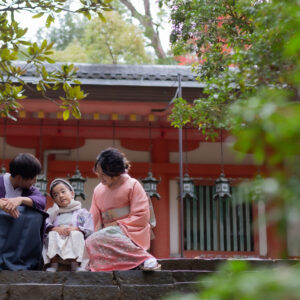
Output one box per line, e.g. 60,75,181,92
44,57,55,64
46,15,55,28
97,12,106,22
32,12,44,19
63,110,70,120
41,39,47,49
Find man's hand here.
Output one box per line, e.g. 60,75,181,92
0,198,20,218
0,199,5,211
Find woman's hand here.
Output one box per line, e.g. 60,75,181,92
104,221,118,227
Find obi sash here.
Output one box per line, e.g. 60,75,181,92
102,205,130,224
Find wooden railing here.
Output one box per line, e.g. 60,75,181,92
184,185,254,252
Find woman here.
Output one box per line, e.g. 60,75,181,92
85,147,160,271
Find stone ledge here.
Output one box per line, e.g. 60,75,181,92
0,284,8,300
119,282,198,300
63,285,120,300
158,258,300,271
0,271,114,285
115,270,174,285
119,283,176,300
171,270,214,282
8,283,63,300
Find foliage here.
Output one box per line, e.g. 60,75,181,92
164,0,299,132
167,261,300,300
0,0,112,120
113,0,174,63
38,0,175,63
165,0,300,201
80,11,153,64
162,0,300,298
33,8,154,64
36,10,86,51
50,40,89,63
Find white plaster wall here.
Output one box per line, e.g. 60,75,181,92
0,137,35,160
55,139,149,163
80,177,99,210
169,142,254,165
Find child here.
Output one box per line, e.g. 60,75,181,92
43,178,93,272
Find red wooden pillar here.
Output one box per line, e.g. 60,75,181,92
266,201,288,258
150,138,170,258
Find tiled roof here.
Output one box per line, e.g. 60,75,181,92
14,61,204,88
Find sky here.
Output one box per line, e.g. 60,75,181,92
15,0,172,53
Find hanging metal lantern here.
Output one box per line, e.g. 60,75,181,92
69,168,86,200
182,173,195,199
252,174,264,202
141,171,160,199
213,172,231,199
35,173,48,196
1,166,6,174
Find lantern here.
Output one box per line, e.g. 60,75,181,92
69,168,86,200
252,174,264,202
35,173,48,196
182,173,195,199
213,172,231,199
141,171,160,199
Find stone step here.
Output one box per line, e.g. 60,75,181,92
0,282,198,300
0,259,298,300
159,258,299,271
0,269,209,300
0,270,211,285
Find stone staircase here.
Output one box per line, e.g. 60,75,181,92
0,259,297,300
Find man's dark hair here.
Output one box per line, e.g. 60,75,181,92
94,147,129,177
9,153,41,179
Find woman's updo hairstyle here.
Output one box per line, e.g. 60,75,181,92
94,147,130,177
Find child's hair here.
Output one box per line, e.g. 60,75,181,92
49,178,74,198
94,147,131,177
9,153,41,179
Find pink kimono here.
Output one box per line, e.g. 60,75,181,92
86,174,153,271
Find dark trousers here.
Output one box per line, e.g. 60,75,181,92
0,206,45,270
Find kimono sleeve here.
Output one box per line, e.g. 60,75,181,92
23,186,46,211
90,192,102,231
77,209,94,238
44,216,54,234
117,179,150,249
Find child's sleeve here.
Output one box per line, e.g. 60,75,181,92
77,209,94,238
45,217,54,232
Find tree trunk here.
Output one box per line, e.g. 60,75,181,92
119,0,166,59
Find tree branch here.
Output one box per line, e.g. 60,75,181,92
119,0,166,59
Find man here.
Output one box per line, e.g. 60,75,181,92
0,153,47,270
